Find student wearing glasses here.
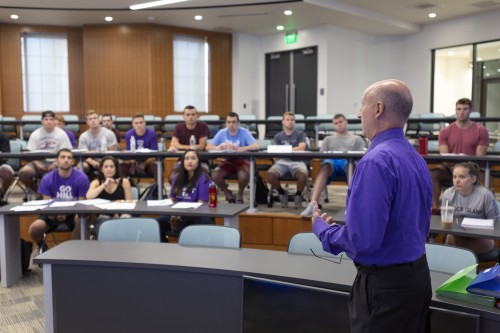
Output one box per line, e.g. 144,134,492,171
206,112,259,203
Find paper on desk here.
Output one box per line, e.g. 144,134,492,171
171,202,203,209
78,199,111,205
148,199,174,206
461,218,494,230
23,199,53,206
95,202,136,210
49,201,79,207
135,148,155,153
11,205,48,212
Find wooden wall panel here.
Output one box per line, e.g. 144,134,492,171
0,24,84,119
83,25,152,117
0,23,231,122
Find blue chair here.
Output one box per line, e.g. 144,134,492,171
178,225,241,249
239,114,258,138
288,232,348,260
62,114,80,135
164,114,184,139
98,218,161,243
21,114,40,140
199,114,220,138
425,243,477,274
4,140,30,201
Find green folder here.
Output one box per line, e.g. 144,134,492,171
435,264,496,307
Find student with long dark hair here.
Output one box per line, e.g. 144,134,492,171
86,155,132,233
157,149,213,241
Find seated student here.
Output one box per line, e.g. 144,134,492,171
167,105,210,183
78,110,118,176
156,149,212,242
0,131,14,202
266,111,308,209
101,113,121,144
28,149,90,254
442,162,499,256
19,110,73,193
119,113,159,180
55,114,77,148
206,112,259,203
300,113,366,217
86,156,132,235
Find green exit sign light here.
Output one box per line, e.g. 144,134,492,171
285,33,297,44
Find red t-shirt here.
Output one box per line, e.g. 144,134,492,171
438,122,489,155
172,122,210,145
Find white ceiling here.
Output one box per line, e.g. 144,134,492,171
1,0,500,36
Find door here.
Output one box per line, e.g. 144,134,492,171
265,47,318,118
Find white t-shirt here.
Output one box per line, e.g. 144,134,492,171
26,127,72,152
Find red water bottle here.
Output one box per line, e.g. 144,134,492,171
419,137,428,155
209,182,217,208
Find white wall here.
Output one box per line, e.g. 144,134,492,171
232,8,500,119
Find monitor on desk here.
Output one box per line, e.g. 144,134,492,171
242,275,350,333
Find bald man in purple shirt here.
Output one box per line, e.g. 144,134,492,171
311,79,432,333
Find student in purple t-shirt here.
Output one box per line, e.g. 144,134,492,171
120,113,159,180
55,114,77,148
156,149,212,241
29,149,90,254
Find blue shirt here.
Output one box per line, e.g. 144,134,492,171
313,128,432,266
211,127,256,147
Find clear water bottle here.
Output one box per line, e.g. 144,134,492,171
189,135,196,149
130,136,136,152
100,136,107,153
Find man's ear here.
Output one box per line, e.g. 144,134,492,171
375,101,385,119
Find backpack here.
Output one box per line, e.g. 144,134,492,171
21,239,33,272
254,175,270,205
139,183,167,201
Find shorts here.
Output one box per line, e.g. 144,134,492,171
323,159,348,184
38,214,76,232
0,164,14,174
25,160,53,177
217,159,250,176
268,160,308,177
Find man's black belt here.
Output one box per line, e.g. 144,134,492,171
354,254,426,271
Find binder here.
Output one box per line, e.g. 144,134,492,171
435,264,496,307
466,265,500,298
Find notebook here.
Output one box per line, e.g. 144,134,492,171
461,218,494,230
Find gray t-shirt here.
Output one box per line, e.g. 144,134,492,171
442,185,499,221
78,127,118,151
272,130,307,162
320,134,365,152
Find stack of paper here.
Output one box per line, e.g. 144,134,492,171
461,218,494,230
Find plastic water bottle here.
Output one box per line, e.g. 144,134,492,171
130,136,136,152
189,135,196,149
100,136,107,153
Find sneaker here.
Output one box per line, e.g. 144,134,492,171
300,203,313,217
35,242,48,257
280,193,288,208
294,195,302,209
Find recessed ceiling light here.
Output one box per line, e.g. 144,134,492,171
10,14,19,20
477,57,482,61
284,10,292,16
277,25,284,31
429,13,437,18
448,51,454,56
105,16,113,22
194,15,203,21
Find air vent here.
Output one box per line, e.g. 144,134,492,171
471,1,500,8
413,2,438,10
